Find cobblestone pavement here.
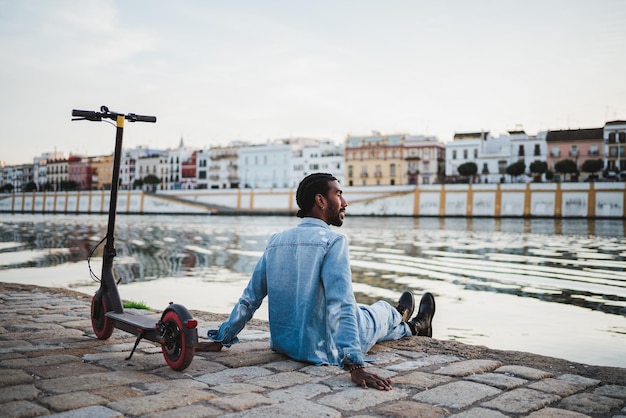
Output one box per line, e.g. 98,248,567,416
1,283,625,418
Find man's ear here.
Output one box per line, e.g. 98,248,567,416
315,193,326,209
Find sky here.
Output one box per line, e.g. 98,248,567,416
1,0,625,165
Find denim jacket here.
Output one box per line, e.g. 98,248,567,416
208,217,364,368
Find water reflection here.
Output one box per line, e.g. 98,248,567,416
1,214,625,367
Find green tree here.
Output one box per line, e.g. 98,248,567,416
529,160,547,182
545,169,555,181
581,159,604,177
23,181,38,192
554,159,578,181
143,174,160,185
133,178,144,189
60,180,79,191
143,174,161,192
506,160,526,181
457,162,478,183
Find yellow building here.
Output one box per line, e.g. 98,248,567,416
344,134,406,186
90,154,114,190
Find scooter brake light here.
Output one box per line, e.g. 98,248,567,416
186,319,198,329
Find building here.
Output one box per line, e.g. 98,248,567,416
446,130,549,183
445,132,487,183
344,133,406,186
291,140,344,188
90,154,114,190
509,130,548,182
197,143,242,190
136,153,166,191
238,140,293,189
604,120,626,178
181,151,197,190
163,138,194,190
546,127,604,181
404,135,445,185
68,155,92,191
46,158,69,191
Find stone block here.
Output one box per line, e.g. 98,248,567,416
318,387,409,411
558,392,624,415
494,365,553,380
481,388,560,414
39,391,108,412
107,388,216,416
209,392,277,412
413,381,501,409
435,359,502,377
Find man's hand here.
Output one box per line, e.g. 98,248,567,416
350,368,393,390
195,341,223,352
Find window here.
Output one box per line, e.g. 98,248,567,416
551,146,560,157
375,165,382,177
463,149,468,159
348,165,353,177
518,145,525,156
452,150,457,160
473,148,478,158
589,144,599,156
534,144,541,156
570,145,579,157
390,163,396,176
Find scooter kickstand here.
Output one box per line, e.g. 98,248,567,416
126,331,145,360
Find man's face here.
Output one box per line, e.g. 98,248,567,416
323,180,348,227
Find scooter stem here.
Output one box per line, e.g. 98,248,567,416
100,115,126,313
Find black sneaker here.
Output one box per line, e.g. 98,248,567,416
395,291,415,322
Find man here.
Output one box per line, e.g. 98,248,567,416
198,173,435,390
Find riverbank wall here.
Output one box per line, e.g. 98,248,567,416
1,182,625,218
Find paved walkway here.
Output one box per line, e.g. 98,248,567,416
1,283,625,418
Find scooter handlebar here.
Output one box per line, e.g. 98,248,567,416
72,107,156,123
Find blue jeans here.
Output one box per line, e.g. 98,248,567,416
358,301,412,353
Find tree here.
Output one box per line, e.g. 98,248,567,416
133,178,144,189
581,159,604,178
506,160,526,181
545,169,555,181
554,159,578,181
457,162,478,183
60,180,79,191
23,181,38,192
143,174,161,192
1,184,14,193
529,160,548,182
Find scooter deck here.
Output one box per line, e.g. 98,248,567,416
106,311,159,330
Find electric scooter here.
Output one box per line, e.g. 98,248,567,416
72,106,198,371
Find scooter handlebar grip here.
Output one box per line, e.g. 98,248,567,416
126,113,157,123
72,109,101,121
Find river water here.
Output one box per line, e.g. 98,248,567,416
0,214,624,368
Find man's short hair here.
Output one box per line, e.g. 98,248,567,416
296,173,337,218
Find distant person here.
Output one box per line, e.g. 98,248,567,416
197,173,436,390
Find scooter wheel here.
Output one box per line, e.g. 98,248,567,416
161,310,195,371
91,294,114,340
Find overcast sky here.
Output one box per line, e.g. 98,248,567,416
1,0,625,165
